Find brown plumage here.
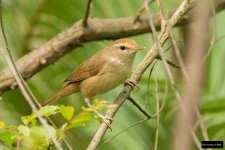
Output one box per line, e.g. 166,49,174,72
43,38,145,107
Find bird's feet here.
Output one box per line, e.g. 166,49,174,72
96,113,113,130
124,79,139,89
84,98,113,130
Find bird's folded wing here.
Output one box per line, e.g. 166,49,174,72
64,57,106,83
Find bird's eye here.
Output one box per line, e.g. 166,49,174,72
119,45,126,50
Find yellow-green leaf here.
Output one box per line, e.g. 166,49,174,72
68,111,99,130
21,114,36,125
22,125,56,149
39,105,59,117
60,105,74,121
18,125,30,136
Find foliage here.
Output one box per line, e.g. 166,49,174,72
0,99,112,149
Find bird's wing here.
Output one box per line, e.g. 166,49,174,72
64,55,106,83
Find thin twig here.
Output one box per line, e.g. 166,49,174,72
195,106,210,144
145,60,157,110
16,138,22,150
134,0,155,23
168,23,191,83
202,0,217,63
155,56,180,68
144,0,183,107
0,2,62,150
82,0,93,27
99,118,149,149
152,77,168,117
153,77,160,150
99,96,154,148
127,97,152,119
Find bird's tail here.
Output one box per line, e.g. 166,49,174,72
42,83,79,106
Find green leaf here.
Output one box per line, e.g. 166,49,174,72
68,111,99,130
22,125,56,149
66,122,86,130
60,105,75,121
39,105,59,117
21,115,37,125
18,125,30,136
21,105,59,126
0,131,17,147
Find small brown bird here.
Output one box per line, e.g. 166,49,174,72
43,38,145,125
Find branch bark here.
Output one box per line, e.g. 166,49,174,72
0,0,224,94
87,0,192,149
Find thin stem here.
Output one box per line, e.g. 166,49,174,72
202,0,217,63
134,0,155,23
127,97,152,119
145,61,157,110
99,118,149,149
0,2,62,150
82,0,93,27
152,78,168,117
155,56,180,68
153,77,160,150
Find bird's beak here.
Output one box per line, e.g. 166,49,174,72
133,45,145,51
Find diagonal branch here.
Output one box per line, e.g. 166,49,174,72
87,0,193,149
0,1,62,149
0,0,224,95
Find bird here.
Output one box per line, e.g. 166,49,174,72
43,38,145,126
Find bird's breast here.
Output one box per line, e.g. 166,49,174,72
80,57,133,98
103,56,133,78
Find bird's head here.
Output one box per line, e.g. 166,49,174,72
102,38,145,64
110,38,145,54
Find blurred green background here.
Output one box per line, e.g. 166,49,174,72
0,0,225,149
